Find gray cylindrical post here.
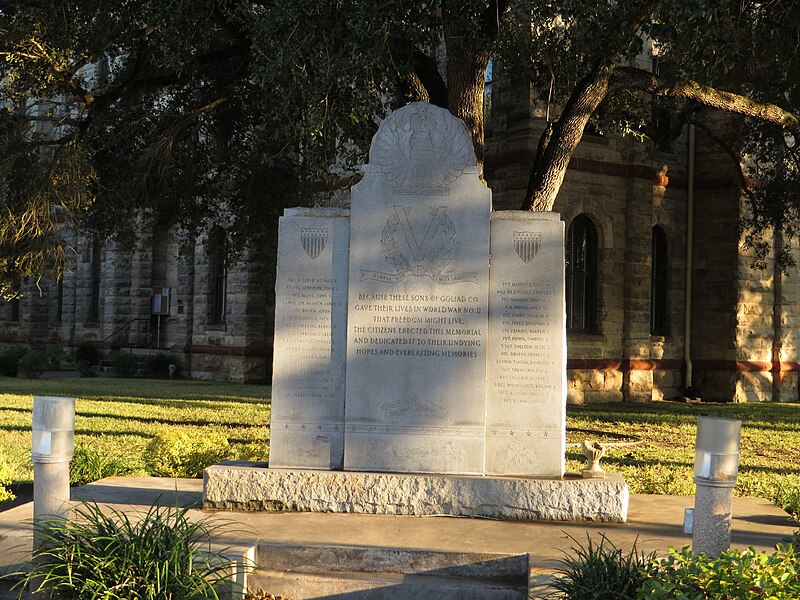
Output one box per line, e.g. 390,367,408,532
692,416,741,557
31,396,76,548
693,481,734,557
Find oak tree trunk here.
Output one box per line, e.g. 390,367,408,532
441,1,505,168
524,65,611,211
445,45,489,167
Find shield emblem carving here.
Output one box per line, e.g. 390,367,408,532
301,228,328,260
513,231,541,264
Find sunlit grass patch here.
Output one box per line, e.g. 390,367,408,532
567,401,800,515
0,377,270,484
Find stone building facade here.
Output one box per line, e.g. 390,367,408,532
1,223,276,382
485,76,800,403
2,89,798,401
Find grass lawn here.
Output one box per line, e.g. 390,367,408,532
0,377,270,483
566,401,800,515
0,377,798,517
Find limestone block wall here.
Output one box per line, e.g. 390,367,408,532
733,235,775,402
776,238,800,402
688,121,778,402
689,187,739,399
188,232,272,383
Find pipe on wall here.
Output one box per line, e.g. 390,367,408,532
684,125,696,394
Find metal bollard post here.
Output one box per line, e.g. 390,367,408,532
692,416,741,557
32,396,76,549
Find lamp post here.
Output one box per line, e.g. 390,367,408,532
692,416,741,557
32,396,76,547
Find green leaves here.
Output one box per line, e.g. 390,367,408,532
555,539,800,599
550,533,657,599
641,545,800,599
9,501,244,599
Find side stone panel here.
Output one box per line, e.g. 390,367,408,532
486,211,565,476
270,208,350,469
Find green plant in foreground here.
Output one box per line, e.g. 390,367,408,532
69,441,136,487
9,502,242,599
640,544,800,599
550,534,656,599
783,530,800,553
146,429,230,478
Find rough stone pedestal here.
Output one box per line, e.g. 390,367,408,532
203,463,629,522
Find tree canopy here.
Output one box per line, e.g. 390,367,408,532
1,0,799,294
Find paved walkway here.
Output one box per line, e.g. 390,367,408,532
0,477,796,597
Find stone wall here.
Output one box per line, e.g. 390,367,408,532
189,230,274,383
0,220,274,383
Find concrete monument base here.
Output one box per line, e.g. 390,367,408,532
203,462,629,523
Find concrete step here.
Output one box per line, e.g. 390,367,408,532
249,543,529,599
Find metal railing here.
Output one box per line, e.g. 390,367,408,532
100,318,151,348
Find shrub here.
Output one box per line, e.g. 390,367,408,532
641,545,800,599
550,534,655,599
772,480,800,519
74,342,101,366
10,502,244,599
0,346,26,377
0,457,15,504
145,429,230,478
17,348,48,379
76,360,97,378
147,352,180,378
46,346,68,370
109,349,138,378
70,441,136,487
782,531,800,553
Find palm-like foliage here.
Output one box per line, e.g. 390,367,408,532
12,502,241,599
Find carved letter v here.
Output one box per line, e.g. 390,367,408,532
394,205,447,262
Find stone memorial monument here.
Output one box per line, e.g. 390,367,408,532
204,102,628,522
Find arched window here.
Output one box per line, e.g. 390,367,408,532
209,231,227,325
566,215,598,332
651,225,668,336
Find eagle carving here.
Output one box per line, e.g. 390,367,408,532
367,102,477,192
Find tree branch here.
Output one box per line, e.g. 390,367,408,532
688,118,751,192
481,0,509,40
612,66,800,135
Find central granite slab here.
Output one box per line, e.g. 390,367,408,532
344,103,491,475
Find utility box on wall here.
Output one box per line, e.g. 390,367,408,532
151,287,171,315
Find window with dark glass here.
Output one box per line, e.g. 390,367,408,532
651,225,668,335
210,231,227,325
88,241,101,322
566,215,598,332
